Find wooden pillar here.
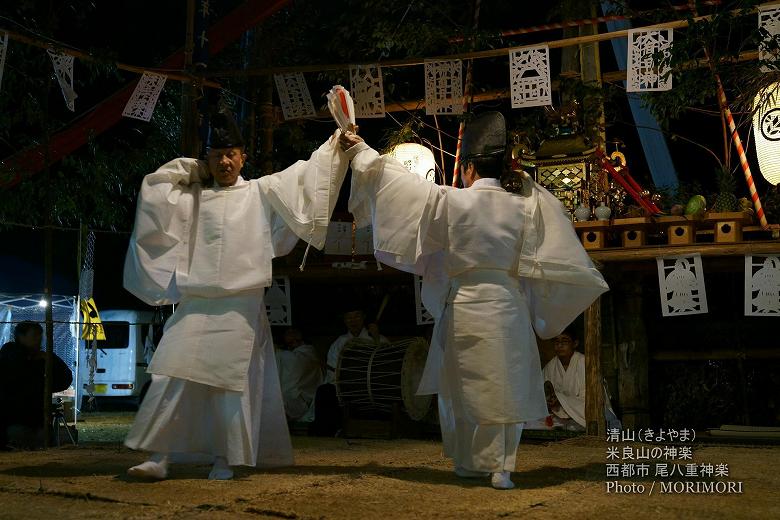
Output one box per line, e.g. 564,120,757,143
614,278,651,429
181,0,200,157
584,297,605,437
258,74,275,175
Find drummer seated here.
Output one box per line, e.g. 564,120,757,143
275,328,322,423
311,308,387,436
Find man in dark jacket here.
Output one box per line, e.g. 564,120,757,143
0,321,73,449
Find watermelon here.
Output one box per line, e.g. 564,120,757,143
684,195,707,218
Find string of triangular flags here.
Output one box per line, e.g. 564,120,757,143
656,253,780,317
2,8,780,121
0,32,168,121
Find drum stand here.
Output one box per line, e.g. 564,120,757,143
51,398,77,446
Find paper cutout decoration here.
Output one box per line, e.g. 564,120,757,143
122,71,167,122
656,254,708,316
745,255,780,315
324,222,373,255
414,275,435,325
350,64,385,118
354,224,374,255
265,276,292,325
0,32,8,93
324,221,353,255
47,50,77,111
424,60,463,115
627,28,673,92
274,72,315,120
759,5,780,71
509,45,551,108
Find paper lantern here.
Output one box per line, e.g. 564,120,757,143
753,83,780,186
389,143,437,182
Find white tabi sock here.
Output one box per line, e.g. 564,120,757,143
491,471,515,490
127,453,169,480
208,456,234,480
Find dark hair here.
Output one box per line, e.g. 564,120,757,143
14,321,42,342
465,155,503,179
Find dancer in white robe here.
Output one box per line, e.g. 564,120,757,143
340,112,608,489
123,109,349,480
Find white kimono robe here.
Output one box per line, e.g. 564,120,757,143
347,143,608,472
276,344,322,422
124,133,349,466
543,351,587,428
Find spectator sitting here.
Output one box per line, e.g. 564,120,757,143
0,321,73,449
275,328,322,423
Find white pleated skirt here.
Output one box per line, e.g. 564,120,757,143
125,334,293,467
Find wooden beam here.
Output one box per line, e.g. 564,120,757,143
2,28,220,88
584,298,605,437
208,10,748,78
652,348,780,361
588,240,780,263
319,51,760,115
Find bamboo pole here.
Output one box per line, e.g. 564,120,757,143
208,12,741,78
42,70,54,448
448,0,722,43
2,28,221,88
181,0,200,157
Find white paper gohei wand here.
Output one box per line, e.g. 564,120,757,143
327,85,356,133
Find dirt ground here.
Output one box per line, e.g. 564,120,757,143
0,414,778,520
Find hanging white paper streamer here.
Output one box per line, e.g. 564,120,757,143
656,254,708,316
0,32,8,93
509,45,551,108
350,64,385,118
759,5,780,71
354,224,374,255
745,255,780,315
626,28,673,92
274,72,315,120
324,221,353,255
47,49,77,111
424,60,463,115
122,71,167,122
752,82,780,185
414,275,435,325
265,276,292,325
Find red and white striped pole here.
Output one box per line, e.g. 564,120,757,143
451,63,473,188
714,76,769,229
452,0,480,188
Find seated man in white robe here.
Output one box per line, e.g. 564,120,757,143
123,108,350,480
340,112,609,489
311,304,386,436
275,328,322,423
542,326,587,431
527,326,620,431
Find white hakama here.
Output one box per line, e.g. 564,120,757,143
126,303,292,467
123,134,349,468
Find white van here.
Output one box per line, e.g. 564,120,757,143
77,309,158,408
